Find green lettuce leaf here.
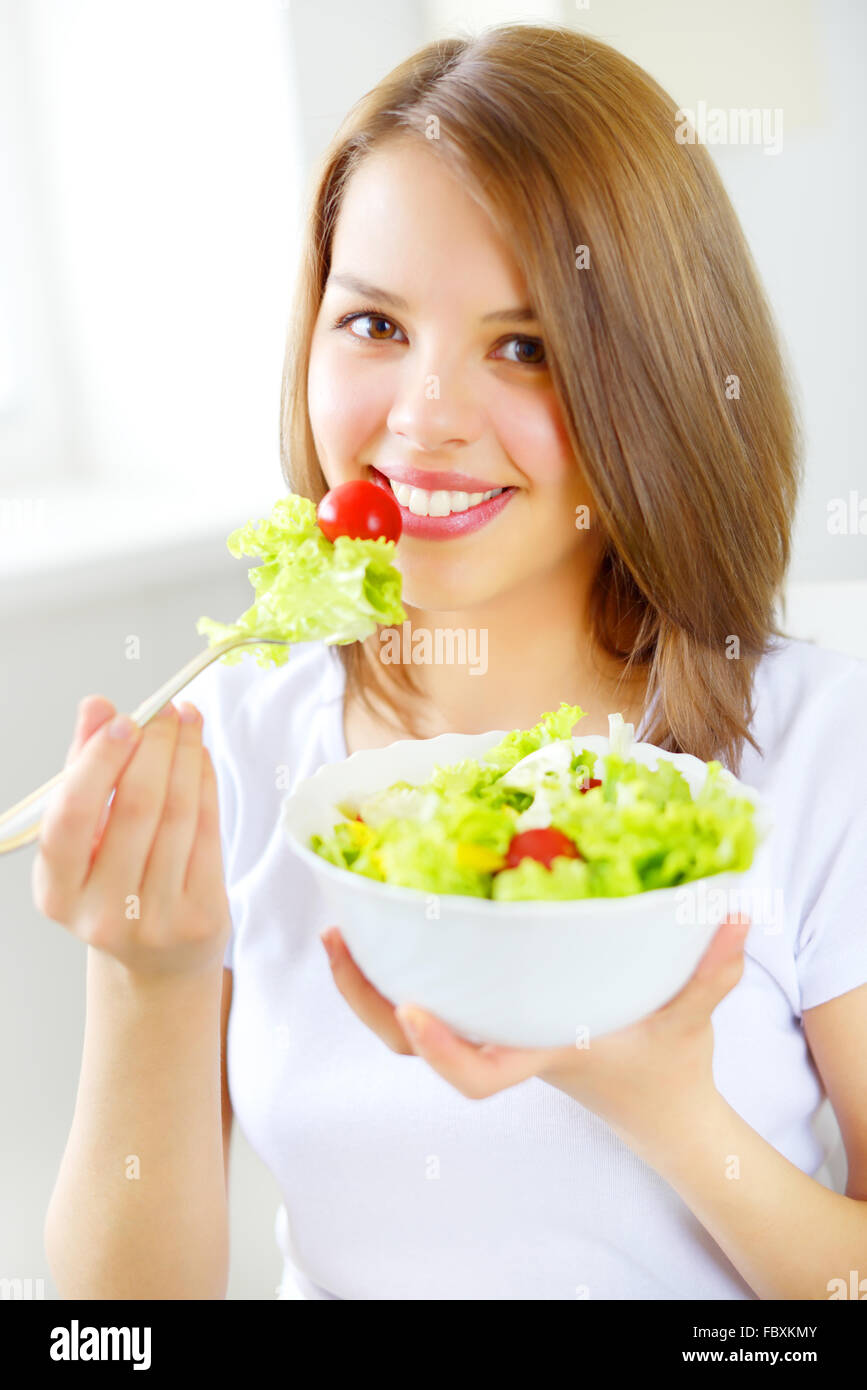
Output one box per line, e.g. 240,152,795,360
196,493,405,667
479,702,587,776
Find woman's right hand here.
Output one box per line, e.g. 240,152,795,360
32,695,231,981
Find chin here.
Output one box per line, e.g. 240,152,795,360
396,563,513,615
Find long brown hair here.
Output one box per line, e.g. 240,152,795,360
280,23,801,774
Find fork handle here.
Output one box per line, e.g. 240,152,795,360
0,636,243,855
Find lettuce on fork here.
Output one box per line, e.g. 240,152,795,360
310,704,759,901
196,494,406,667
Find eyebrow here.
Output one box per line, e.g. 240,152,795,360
327,273,538,324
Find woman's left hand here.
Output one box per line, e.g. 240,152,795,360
320,914,750,1151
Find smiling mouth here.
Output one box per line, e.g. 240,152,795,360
366,464,518,541
366,466,517,518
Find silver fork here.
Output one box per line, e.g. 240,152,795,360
0,635,292,855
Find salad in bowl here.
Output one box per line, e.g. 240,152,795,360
308,704,759,901
282,705,769,1047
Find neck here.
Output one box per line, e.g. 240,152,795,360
363,547,649,737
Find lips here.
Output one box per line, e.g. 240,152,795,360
373,463,509,493
368,465,517,540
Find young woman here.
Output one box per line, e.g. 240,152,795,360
39,24,867,1301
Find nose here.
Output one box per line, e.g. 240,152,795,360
385,352,484,453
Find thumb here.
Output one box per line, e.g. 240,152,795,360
667,914,751,1028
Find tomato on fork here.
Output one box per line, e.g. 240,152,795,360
317,480,402,544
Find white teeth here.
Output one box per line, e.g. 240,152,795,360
408,487,429,516
427,489,451,517
389,478,505,516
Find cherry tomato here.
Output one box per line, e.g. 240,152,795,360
504,827,582,871
317,480,402,544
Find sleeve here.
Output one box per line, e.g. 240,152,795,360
794,665,867,1013
182,664,241,972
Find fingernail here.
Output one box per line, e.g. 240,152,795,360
156,703,177,719
179,702,199,725
320,929,337,963
108,715,137,740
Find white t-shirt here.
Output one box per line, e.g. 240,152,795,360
184,634,867,1301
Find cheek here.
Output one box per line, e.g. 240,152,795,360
307,339,386,464
496,392,577,492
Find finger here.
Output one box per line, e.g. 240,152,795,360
86,704,182,899
64,695,117,768
394,1004,545,1099
39,711,145,894
66,698,122,861
91,795,114,859
321,928,414,1054
139,703,204,909
184,746,226,900
664,914,751,1029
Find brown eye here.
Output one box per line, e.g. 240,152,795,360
495,336,547,367
358,315,395,339
341,313,407,343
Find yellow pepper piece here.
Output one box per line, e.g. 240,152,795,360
346,819,374,846
456,843,505,872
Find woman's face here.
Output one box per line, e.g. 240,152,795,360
307,136,596,611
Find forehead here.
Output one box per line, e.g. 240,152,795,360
329,137,529,307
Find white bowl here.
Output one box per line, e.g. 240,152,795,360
281,731,769,1048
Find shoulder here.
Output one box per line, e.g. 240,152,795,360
744,634,867,912
735,638,867,1012
745,636,867,773
753,633,867,714
739,635,867,893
